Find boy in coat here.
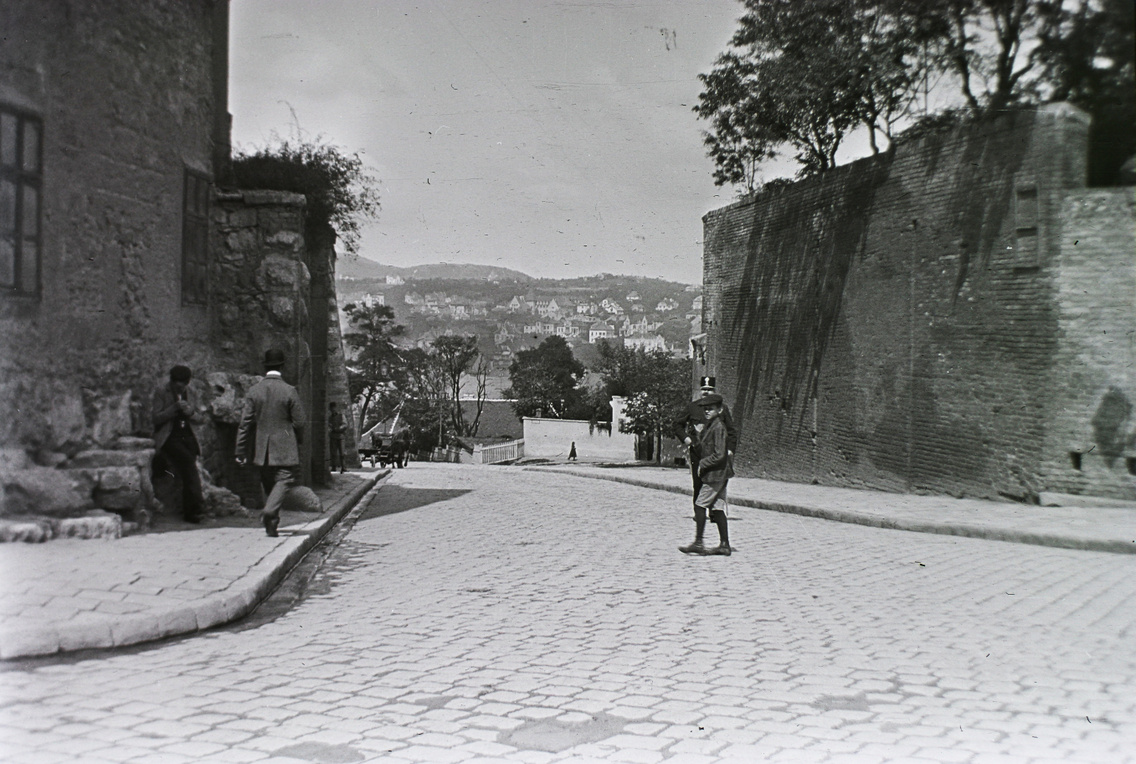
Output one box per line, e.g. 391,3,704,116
679,392,733,556
236,349,305,537
674,376,736,520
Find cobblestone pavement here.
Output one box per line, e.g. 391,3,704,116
2,464,1134,763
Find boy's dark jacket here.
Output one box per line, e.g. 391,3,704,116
698,416,733,487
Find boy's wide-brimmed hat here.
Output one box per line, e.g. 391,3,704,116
699,376,716,389
698,392,724,407
263,348,286,369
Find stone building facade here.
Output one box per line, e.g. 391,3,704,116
0,0,354,540
700,104,1136,502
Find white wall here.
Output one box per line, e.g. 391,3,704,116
522,418,637,460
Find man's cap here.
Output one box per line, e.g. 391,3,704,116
169,365,192,383
263,348,286,369
700,376,716,389
698,392,724,407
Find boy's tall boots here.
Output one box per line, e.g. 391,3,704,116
707,509,731,556
679,506,708,554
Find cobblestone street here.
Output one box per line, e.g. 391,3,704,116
2,464,1134,763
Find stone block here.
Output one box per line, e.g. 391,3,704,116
2,466,95,517
112,436,155,451
259,254,304,290
226,207,258,228
266,230,302,247
283,485,323,514
110,614,161,648
204,482,246,517
58,616,114,652
56,511,122,539
94,466,141,493
206,371,261,424
0,516,55,543
87,389,134,446
268,295,296,325
67,450,140,468
0,624,61,659
225,228,258,252
46,389,87,451
240,189,305,207
0,448,30,471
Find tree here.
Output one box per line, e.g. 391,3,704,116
593,343,692,463
431,335,485,438
342,303,404,430
231,137,380,254
695,0,934,186
1033,0,1135,184
505,336,586,419
697,0,1131,189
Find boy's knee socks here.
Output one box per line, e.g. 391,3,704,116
709,509,729,546
693,506,707,541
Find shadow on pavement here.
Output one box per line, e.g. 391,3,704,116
355,488,471,521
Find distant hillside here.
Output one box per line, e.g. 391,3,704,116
339,257,533,283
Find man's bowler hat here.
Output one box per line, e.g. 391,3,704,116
263,348,286,369
169,365,192,383
699,376,716,390
698,392,724,407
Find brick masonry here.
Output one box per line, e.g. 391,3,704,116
703,104,1136,501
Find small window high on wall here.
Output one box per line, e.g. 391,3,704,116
182,168,210,306
0,106,43,297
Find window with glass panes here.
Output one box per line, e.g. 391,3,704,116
0,106,43,296
181,168,209,305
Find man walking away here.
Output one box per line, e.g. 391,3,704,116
236,349,305,537
328,401,347,474
679,392,733,556
152,365,204,523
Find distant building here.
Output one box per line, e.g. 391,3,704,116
656,297,679,312
589,321,614,344
624,334,667,352
362,293,385,307
385,274,405,285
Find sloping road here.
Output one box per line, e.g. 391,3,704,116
2,464,1133,762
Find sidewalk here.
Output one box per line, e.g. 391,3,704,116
527,463,1136,555
0,469,385,661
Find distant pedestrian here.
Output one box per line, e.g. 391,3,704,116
568,442,577,461
328,401,347,474
679,392,733,556
152,365,204,523
674,376,736,520
236,349,305,538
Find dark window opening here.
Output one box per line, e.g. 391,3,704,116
0,105,43,297
181,168,210,306
1127,458,1136,477
1070,451,1082,471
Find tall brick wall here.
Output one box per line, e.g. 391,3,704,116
702,105,1124,501
0,0,219,456
1041,189,1136,497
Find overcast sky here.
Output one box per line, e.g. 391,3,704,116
229,0,761,284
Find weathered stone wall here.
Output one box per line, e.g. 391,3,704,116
0,0,224,530
0,0,219,456
702,104,1134,501
209,190,312,496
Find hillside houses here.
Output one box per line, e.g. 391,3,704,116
338,274,702,362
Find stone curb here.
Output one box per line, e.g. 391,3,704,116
527,467,1136,556
0,471,387,661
